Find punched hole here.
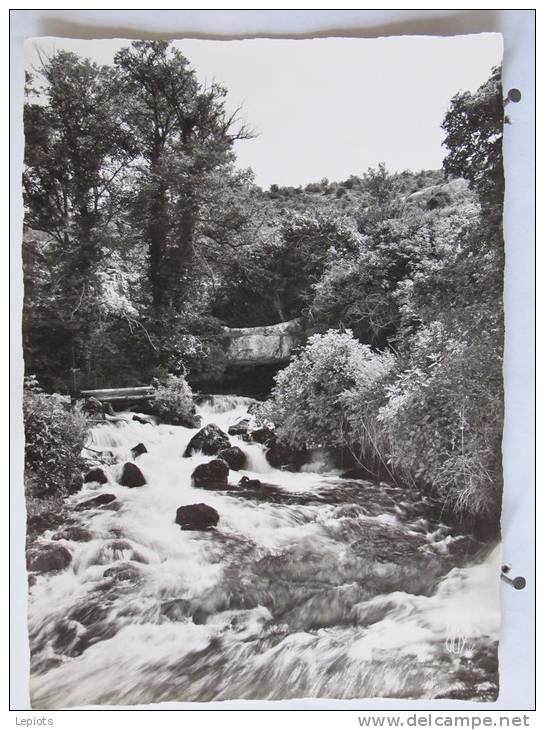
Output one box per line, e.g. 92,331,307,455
507,88,522,103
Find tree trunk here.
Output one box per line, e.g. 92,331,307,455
148,180,169,309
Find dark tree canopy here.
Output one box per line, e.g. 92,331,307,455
114,41,253,310
441,65,504,210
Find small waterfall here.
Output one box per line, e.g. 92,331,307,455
27,395,500,708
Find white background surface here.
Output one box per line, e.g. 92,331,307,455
9,7,536,716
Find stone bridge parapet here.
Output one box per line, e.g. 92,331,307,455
222,318,307,366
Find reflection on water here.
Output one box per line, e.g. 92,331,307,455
28,396,500,708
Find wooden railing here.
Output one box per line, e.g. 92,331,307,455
79,386,153,402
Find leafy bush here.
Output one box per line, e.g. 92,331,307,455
150,373,195,425
258,330,394,450
23,376,89,496
377,322,503,518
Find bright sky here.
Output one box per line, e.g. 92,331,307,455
25,35,503,188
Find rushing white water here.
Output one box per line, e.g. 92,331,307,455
27,395,501,708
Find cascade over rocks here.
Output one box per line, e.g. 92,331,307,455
218,446,246,471
27,543,72,573
131,443,148,459
161,598,192,621
175,503,220,531
119,462,146,488
191,458,229,488
183,423,231,457
83,467,108,485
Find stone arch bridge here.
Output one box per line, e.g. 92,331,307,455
221,317,308,366
80,318,309,404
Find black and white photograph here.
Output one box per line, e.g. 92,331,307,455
17,28,516,709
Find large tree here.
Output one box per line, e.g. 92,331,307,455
441,65,504,214
24,52,134,276
23,52,136,389
114,41,252,311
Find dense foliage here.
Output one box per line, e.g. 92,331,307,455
22,44,504,519
150,374,195,426
259,332,394,449
23,376,89,498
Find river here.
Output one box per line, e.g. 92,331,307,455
28,395,501,708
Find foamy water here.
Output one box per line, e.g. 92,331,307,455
27,396,501,708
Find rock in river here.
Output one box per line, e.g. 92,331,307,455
52,526,92,542
238,475,262,488
183,423,231,457
27,544,72,573
191,459,229,489
218,446,246,471
75,493,117,511
83,467,108,485
265,442,307,471
228,417,253,438
249,426,275,446
103,563,142,583
132,414,154,425
131,443,148,459
176,503,219,531
119,462,146,488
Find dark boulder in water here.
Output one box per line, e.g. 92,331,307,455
250,426,275,446
83,467,108,485
238,475,262,488
75,493,117,511
52,526,92,542
265,442,307,471
119,462,146,488
27,544,72,573
176,503,219,531
178,413,202,429
132,414,153,425
103,562,142,583
218,446,246,471
183,423,231,457
131,443,148,459
228,417,252,437
191,459,229,488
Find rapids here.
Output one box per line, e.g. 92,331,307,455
27,395,501,708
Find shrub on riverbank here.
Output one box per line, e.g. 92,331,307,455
260,326,502,520
23,376,89,499
258,331,394,451
376,322,503,519
150,373,196,426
